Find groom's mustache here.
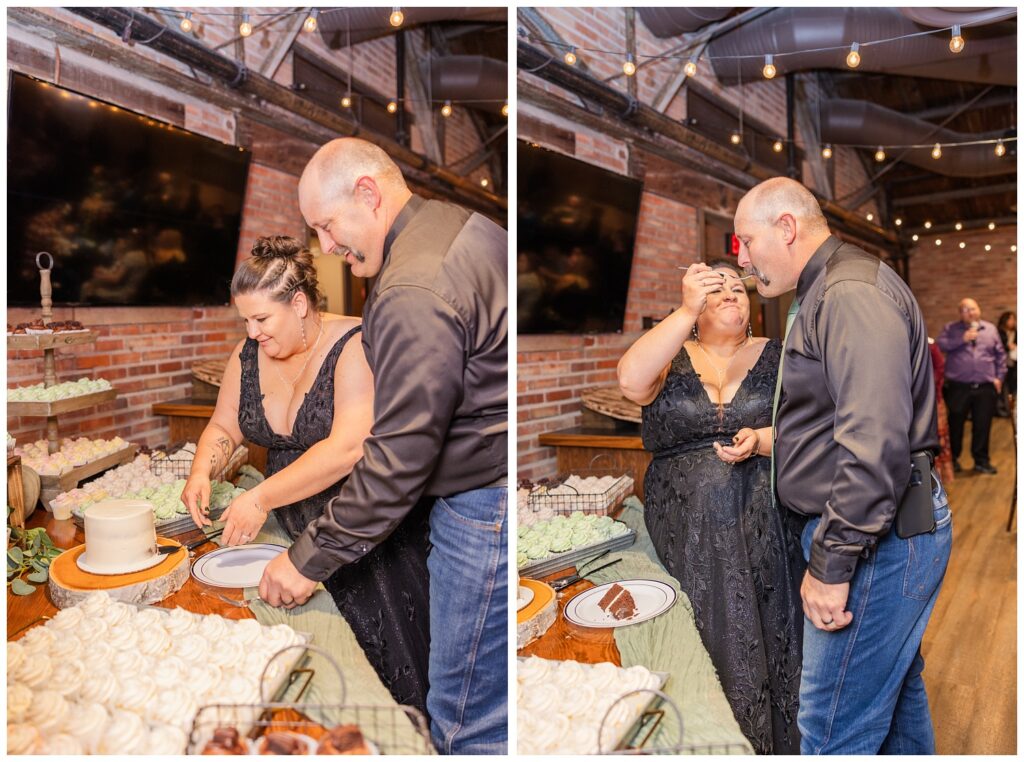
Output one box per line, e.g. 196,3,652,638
747,266,769,286
332,245,366,263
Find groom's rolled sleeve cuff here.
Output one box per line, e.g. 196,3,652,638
287,530,370,582
809,542,864,584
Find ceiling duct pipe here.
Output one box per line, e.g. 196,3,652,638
706,7,1017,87
420,55,507,115
317,7,506,48
821,99,1015,178
67,7,506,213
636,8,734,36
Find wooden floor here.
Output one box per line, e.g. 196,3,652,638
922,416,1017,754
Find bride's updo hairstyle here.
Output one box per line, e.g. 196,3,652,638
231,235,323,308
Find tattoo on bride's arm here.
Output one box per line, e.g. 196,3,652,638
210,436,233,469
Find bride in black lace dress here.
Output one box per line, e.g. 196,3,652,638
182,236,430,717
618,262,805,754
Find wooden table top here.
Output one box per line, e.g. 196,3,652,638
517,564,621,666
7,509,253,641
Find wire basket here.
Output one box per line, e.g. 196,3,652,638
526,455,634,517
599,688,752,755
187,643,434,755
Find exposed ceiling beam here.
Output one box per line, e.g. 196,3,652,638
259,8,308,78
913,92,1017,122
893,181,1016,208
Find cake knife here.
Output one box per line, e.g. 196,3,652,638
157,529,224,554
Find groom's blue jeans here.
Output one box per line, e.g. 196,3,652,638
798,482,952,754
427,486,508,754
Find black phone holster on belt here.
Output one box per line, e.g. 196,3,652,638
895,451,937,539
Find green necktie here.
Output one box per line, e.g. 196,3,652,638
771,297,801,503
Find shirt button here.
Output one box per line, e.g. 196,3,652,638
358,543,369,553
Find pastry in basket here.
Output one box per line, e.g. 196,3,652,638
317,724,374,755
201,727,249,755
257,732,312,755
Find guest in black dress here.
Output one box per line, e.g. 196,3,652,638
618,262,805,754
182,236,430,717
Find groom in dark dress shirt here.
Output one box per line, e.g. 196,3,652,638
259,138,508,754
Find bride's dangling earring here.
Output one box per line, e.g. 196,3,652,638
297,312,308,353
692,323,700,342
747,322,753,339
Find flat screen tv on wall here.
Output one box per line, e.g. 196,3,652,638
7,72,251,307
517,140,643,334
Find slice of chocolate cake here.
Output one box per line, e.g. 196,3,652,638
597,583,638,621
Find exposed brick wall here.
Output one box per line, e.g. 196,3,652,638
8,307,245,447
908,226,1018,338
235,164,306,266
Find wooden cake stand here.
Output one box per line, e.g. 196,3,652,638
48,537,190,609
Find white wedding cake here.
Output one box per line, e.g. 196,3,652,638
77,500,160,575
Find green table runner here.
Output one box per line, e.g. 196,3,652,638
584,497,753,754
205,516,431,754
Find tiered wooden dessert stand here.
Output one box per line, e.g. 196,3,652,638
7,253,135,513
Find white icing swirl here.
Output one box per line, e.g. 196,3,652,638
97,710,148,754
153,685,199,730
197,613,231,641
79,591,113,617
30,689,69,734
80,641,116,673
138,626,173,658
517,655,554,685
185,664,221,699
115,674,157,714
521,681,561,715
102,602,134,628
231,617,263,645
6,722,40,754
7,684,33,723
73,614,109,644
39,733,85,755
48,634,84,663
113,649,150,679
106,622,139,651
152,656,190,690
132,607,166,632
173,632,210,661
163,606,197,636
19,625,56,654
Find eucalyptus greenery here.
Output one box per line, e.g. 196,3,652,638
7,511,63,595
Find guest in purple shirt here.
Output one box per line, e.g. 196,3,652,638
936,298,1007,474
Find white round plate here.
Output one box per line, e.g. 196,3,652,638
563,579,677,628
190,544,286,588
517,585,535,611
77,551,165,576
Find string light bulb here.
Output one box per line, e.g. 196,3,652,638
949,25,965,54
866,212,874,222
502,101,509,117
341,94,352,109
874,146,886,162
772,139,784,153
912,234,919,242
935,239,942,246
239,13,252,37
846,42,861,68
623,54,636,77
995,140,1006,157
684,58,698,78
931,143,942,159
762,54,776,79
895,217,902,226
387,100,398,114
988,222,996,230
180,11,193,33
564,48,577,66
303,9,319,33
985,244,992,251
480,178,489,188
821,144,833,159
1012,245,1017,253
955,222,963,231
730,130,742,145
440,100,452,118
389,7,404,27
924,221,932,229
959,242,966,249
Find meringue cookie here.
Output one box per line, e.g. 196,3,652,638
113,649,151,679
102,601,134,628
173,632,210,661
49,659,87,697
7,684,33,724
38,733,85,755
61,701,109,753
232,617,263,645
152,656,190,690
48,604,86,632
14,650,52,689
6,722,40,754
145,723,188,755
198,613,231,642
97,709,149,755
7,641,25,678
31,689,69,734
115,674,157,714
153,685,198,730
137,626,173,658
521,681,561,715
72,613,109,644
79,591,113,617
79,671,120,706
105,622,139,651
184,663,221,700
48,634,84,663
163,606,197,636
19,625,57,654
